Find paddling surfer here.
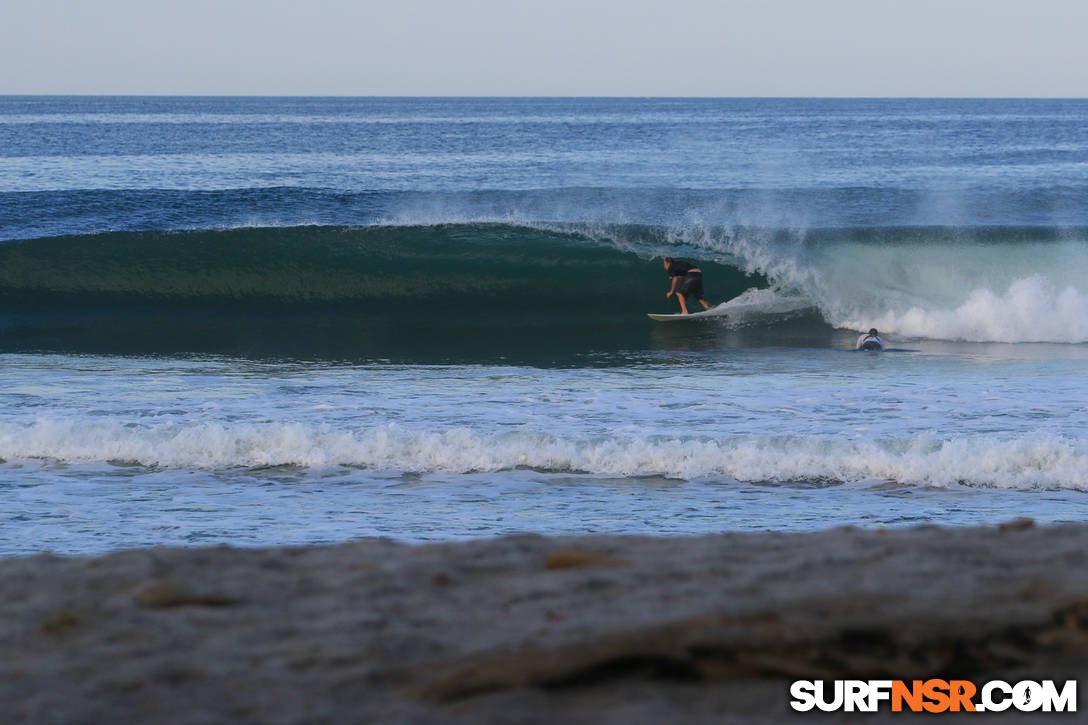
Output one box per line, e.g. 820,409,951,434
663,257,711,315
856,328,886,351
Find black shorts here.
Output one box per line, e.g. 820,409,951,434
677,271,704,299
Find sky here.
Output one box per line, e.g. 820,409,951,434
2,0,1087,96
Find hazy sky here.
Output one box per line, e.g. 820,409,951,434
3,0,1087,96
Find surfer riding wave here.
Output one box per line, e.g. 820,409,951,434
664,257,711,315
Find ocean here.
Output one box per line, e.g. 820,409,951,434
2,96,1087,557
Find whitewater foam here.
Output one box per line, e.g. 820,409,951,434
2,419,1086,491
845,276,1088,343
621,223,1088,343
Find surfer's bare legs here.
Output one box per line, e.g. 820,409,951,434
698,298,710,310
677,295,690,314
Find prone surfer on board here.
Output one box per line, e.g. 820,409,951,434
856,328,886,351
663,257,711,315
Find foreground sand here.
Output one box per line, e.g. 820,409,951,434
4,521,1087,723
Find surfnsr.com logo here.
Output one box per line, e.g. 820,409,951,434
790,679,1077,713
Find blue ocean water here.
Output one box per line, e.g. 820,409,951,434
2,97,1087,556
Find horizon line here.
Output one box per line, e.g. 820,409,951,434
2,94,1087,101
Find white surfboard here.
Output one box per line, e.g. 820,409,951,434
647,309,724,322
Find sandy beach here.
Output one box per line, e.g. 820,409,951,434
4,520,1086,723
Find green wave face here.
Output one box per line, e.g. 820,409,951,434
0,224,768,363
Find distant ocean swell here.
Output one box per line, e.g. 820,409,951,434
1,223,1086,357
2,419,1087,491
5,186,1088,240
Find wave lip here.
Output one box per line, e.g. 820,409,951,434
3,420,1086,491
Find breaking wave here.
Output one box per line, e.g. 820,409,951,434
0,222,1085,360
2,419,1086,490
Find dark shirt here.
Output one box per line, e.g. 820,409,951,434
667,261,697,277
